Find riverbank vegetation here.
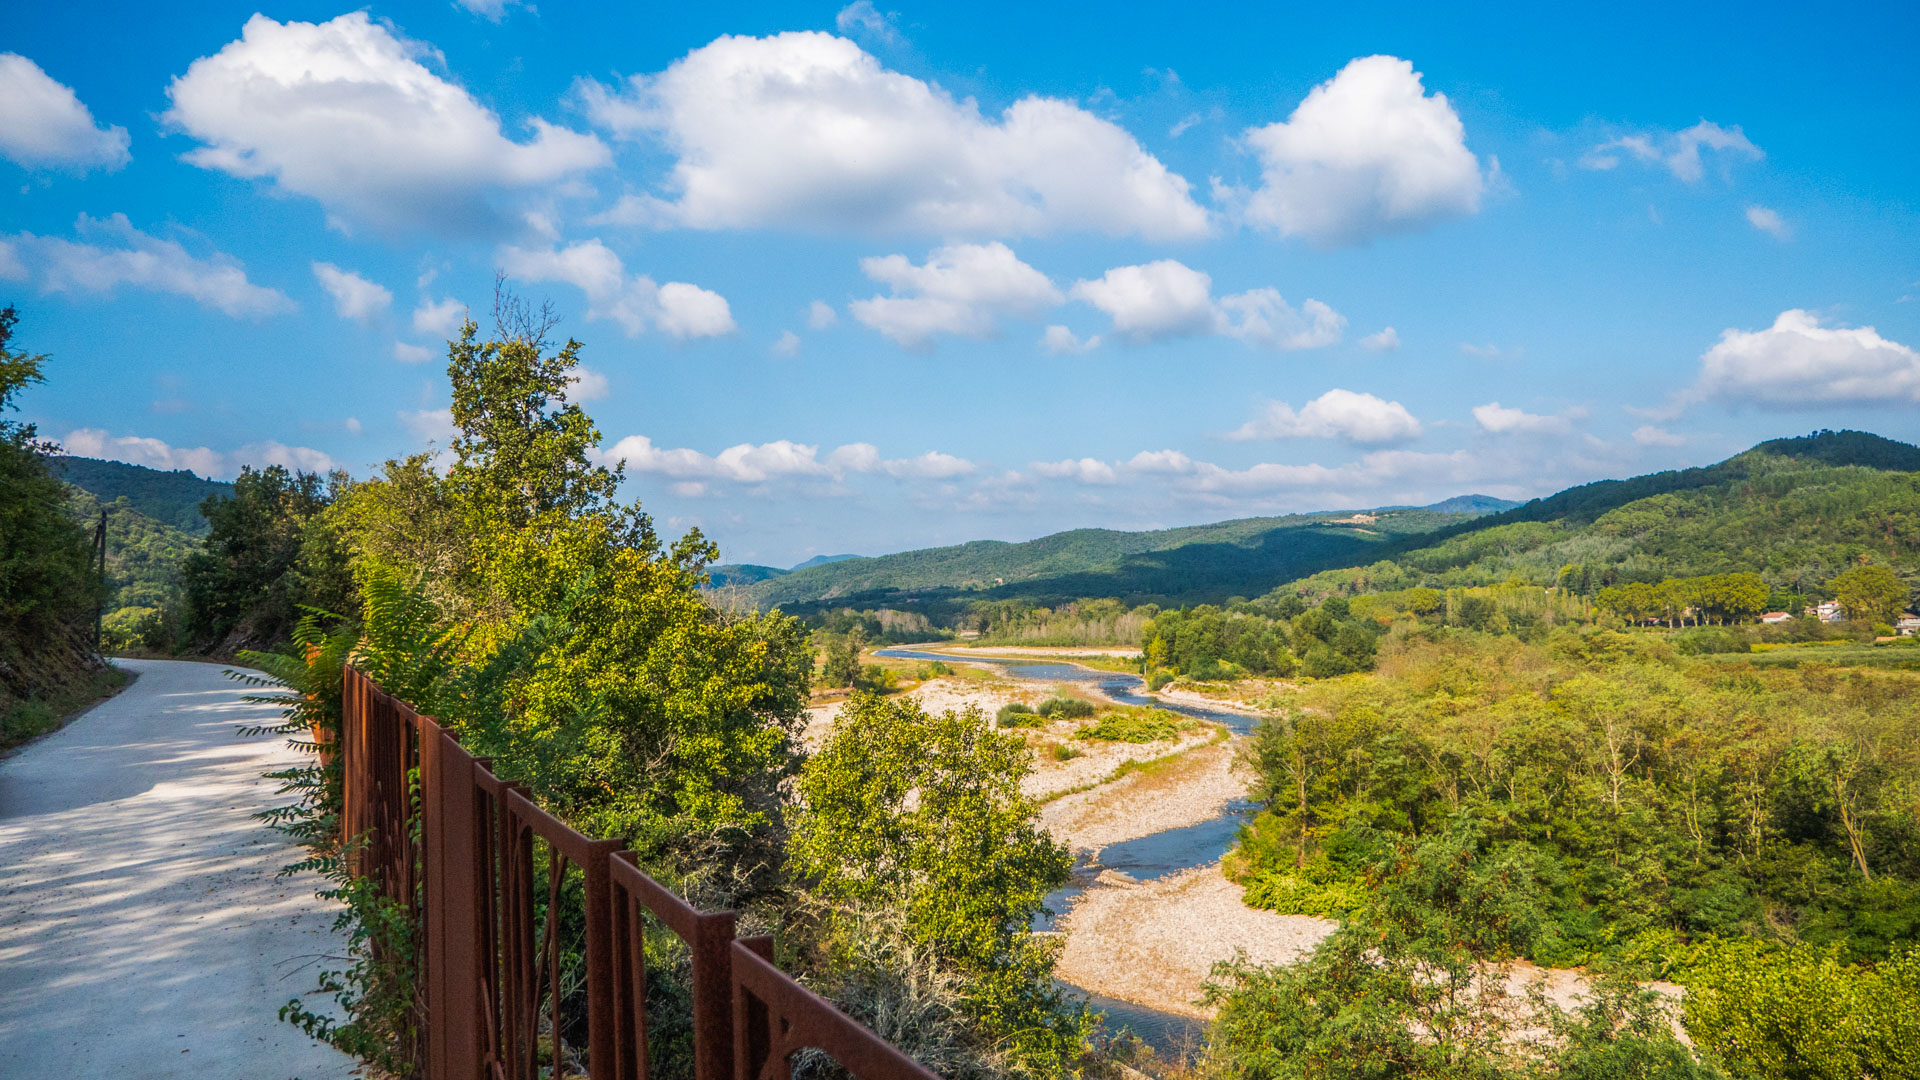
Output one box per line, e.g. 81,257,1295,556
1217,625,1919,1076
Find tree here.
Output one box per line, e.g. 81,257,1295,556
181,465,346,652
791,694,1086,1077
0,306,103,716
1830,563,1908,624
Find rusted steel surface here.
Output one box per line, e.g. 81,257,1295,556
340,665,940,1080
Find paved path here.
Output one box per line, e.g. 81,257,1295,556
0,658,356,1079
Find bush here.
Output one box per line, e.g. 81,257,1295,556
996,703,1041,728
102,605,163,653
1145,668,1174,691
1035,697,1094,719
1241,871,1366,918
1681,940,1920,1080
1075,710,1184,743
1049,742,1081,762
1675,628,1749,655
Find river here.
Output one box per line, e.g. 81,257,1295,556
874,646,1267,1053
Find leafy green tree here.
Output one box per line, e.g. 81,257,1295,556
0,306,103,716
1682,941,1920,1080
181,465,348,652
791,693,1087,1078
1830,563,1909,624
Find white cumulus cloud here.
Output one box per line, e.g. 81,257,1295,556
772,330,802,357
6,213,292,317
1227,389,1422,444
1690,309,1920,407
164,13,608,233
579,32,1209,240
412,296,466,336
498,239,735,338
1030,457,1119,484
807,300,839,330
567,366,610,401
393,341,435,364
850,242,1061,348
1069,259,1343,349
1234,55,1483,246
0,53,130,172
312,262,392,322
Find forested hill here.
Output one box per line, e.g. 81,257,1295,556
1276,429,1920,599
720,498,1516,612
54,456,232,535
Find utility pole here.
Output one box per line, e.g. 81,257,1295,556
93,508,107,653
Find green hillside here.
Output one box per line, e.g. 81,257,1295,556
64,487,200,612
728,498,1516,612
53,455,232,535
1276,430,1920,601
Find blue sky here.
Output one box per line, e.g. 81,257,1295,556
4,1,1917,567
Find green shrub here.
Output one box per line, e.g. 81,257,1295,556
996,702,1041,728
1145,668,1174,691
1681,940,1920,1080
102,605,163,653
1050,742,1082,762
1035,696,1094,719
1241,871,1366,918
1075,709,1184,743
1675,628,1750,655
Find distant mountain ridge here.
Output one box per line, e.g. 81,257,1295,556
1273,429,1920,600
713,496,1518,612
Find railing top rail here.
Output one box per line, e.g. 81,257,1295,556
610,851,713,939
501,785,611,867
731,941,942,1080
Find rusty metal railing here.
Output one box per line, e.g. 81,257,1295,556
341,664,938,1080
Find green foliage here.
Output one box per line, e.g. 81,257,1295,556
182,465,353,653
53,455,232,534
0,305,106,720
1035,696,1095,719
820,624,866,688
791,693,1088,1078
1207,823,1715,1080
996,702,1041,728
1235,631,1920,965
1143,603,1299,677
1680,940,1920,1080
1075,708,1185,743
1831,563,1910,624
65,486,200,633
